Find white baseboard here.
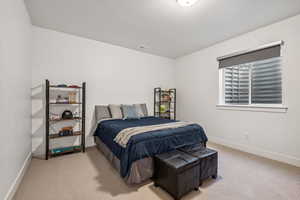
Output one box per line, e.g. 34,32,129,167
5,152,32,200
209,136,300,168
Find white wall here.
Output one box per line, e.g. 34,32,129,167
29,7,300,168
175,14,300,167
0,0,32,199
31,27,175,156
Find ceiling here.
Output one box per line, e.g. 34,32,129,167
25,0,300,58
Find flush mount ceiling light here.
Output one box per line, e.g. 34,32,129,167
177,0,199,7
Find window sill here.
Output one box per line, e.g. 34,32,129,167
216,104,288,113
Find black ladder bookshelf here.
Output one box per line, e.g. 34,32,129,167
45,80,86,160
154,87,176,120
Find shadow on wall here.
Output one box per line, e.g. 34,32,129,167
31,84,45,159
31,83,84,159
89,108,97,136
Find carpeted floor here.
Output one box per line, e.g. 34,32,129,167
14,143,300,200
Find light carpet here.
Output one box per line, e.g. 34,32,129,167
13,143,300,200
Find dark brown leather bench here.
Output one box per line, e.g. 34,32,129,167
179,144,218,186
153,150,200,200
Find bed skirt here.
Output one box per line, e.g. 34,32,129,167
94,136,207,184
94,136,153,184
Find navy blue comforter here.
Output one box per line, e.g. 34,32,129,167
94,117,207,177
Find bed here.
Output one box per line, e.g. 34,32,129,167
93,105,208,184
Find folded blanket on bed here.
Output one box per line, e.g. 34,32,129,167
114,121,195,147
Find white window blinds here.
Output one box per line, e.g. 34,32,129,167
251,57,282,104
224,65,249,104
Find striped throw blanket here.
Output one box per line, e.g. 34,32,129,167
114,121,195,148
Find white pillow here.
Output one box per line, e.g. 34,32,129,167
109,104,123,119
134,103,148,117
133,104,144,118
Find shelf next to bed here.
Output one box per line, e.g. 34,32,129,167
45,80,86,160
154,87,176,120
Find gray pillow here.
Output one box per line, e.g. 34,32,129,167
122,105,139,120
95,105,111,122
109,104,123,119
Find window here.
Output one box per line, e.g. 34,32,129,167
218,41,284,107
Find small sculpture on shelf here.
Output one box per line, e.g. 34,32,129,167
53,84,80,88
68,92,77,104
58,126,73,136
162,93,171,101
56,95,69,104
61,110,73,120
49,112,60,120
160,104,167,113
68,85,80,88
56,84,68,88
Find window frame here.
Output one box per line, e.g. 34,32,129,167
217,47,287,113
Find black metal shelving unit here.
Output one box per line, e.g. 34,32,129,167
45,80,86,160
154,87,176,120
